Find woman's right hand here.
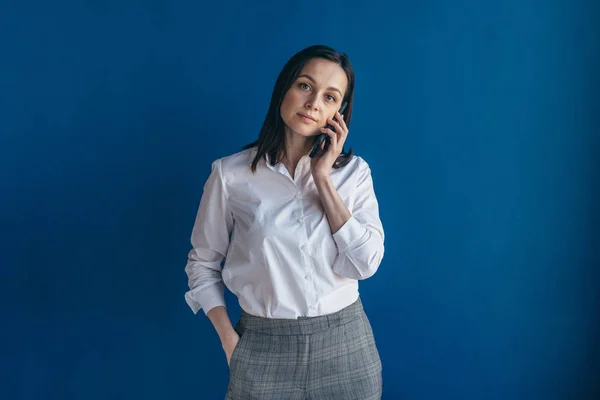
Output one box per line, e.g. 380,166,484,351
221,331,240,367
206,306,241,367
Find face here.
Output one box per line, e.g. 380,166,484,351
279,58,349,139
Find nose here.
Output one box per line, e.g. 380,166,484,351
305,94,321,110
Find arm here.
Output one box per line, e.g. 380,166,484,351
313,174,352,234
314,159,385,280
184,158,233,316
207,306,239,366
184,159,239,363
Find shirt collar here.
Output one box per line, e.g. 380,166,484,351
247,146,311,172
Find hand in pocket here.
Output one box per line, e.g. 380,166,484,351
222,332,240,367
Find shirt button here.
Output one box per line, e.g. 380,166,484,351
305,275,309,280
295,192,302,200
309,305,315,310
297,216,304,223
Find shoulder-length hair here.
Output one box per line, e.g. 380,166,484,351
242,44,355,172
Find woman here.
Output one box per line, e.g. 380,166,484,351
184,44,385,399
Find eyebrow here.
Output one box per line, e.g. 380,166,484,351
297,74,343,97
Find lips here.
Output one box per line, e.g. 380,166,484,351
297,113,316,122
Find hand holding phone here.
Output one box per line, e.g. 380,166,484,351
309,100,348,158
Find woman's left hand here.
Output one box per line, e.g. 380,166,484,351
311,110,349,179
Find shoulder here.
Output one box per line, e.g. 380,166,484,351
214,147,253,168
210,147,256,181
335,153,378,190
337,153,372,176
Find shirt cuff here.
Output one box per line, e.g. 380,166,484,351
184,288,226,315
332,215,367,253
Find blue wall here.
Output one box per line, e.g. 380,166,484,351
1,1,598,399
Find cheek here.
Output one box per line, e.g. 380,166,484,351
281,92,300,118
280,93,292,113
279,100,294,127
286,89,305,105
279,102,290,125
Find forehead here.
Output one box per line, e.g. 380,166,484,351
299,58,348,93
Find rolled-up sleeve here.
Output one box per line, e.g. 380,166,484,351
184,159,233,315
332,158,385,280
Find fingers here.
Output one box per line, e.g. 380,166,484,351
325,116,342,137
335,111,348,133
320,127,338,151
326,112,348,138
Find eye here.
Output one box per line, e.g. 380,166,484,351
325,94,336,102
299,82,311,90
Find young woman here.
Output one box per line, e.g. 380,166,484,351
184,44,385,399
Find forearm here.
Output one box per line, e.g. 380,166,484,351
314,174,352,234
314,164,385,280
206,306,236,342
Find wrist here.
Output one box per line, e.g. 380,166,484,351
313,173,331,186
220,329,238,344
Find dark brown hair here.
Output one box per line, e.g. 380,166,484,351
242,44,355,172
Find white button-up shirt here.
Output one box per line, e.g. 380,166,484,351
184,147,385,319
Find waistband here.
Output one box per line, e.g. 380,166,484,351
237,297,364,336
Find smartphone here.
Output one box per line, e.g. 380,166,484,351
309,100,348,158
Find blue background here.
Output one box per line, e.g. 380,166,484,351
1,1,598,399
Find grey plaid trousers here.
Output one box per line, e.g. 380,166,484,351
225,297,382,399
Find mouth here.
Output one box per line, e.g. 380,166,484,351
297,113,317,122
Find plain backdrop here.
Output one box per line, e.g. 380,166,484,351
1,1,598,399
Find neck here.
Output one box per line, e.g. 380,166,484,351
282,128,314,166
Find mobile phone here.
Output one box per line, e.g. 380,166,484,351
309,100,348,158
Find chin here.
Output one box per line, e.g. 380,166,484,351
286,124,318,138
298,129,320,138
282,113,320,136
